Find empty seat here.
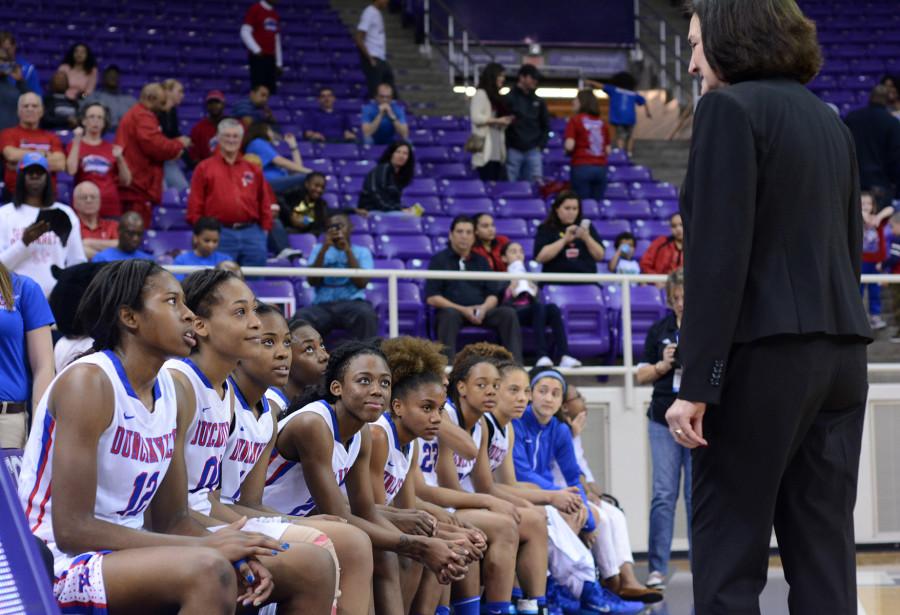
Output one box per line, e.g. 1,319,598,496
151,207,190,231
440,179,486,197
495,197,546,219
490,181,533,198
376,234,433,260
405,178,439,197
403,194,443,214
143,230,192,256
372,215,423,235
247,280,297,317
542,284,611,358
338,159,376,176
593,220,632,240
601,199,653,220
429,162,469,179
423,215,453,237
608,165,652,182
443,197,493,217
629,182,678,200
287,234,317,257
367,281,426,336
317,142,360,159
494,218,529,238
632,219,671,240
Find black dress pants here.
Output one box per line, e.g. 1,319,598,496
435,306,523,364
691,334,868,615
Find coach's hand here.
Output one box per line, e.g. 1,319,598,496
665,399,708,449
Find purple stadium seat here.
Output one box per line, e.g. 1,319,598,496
518,238,535,260
603,284,667,357
317,142,360,159
403,194,443,214
322,192,340,208
580,199,602,219
443,197,494,217
373,258,405,269
634,239,652,259
423,215,453,237
429,162,469,179
541,284,611,358
490,181,533,198
293,280,316,307
151,207,190,231
414,146,450,163
143,230,192,256
440,179,486,197
436,131,470,147
248,280,297,317
406,257,430,271
593,220,632,240
406,178,439,197
339,175,365,194
604,183,630,199
418,115,461,130
161,187,182,207
338,160,376,176
629,182,678,200
651,199,680,220
632,219,671,240
409,129,434,145
376,234,433,260
495,197,547,219
304,158,334,175
608,149,630,165
368,281,426,336
352,234,376,253
433,235,449,251
608,165,652,182
494,218,529,238
601,199,653,220
372,215,423,235
347,214,370,233
287,234,317,257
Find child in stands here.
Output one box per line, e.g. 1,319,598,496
861,191,894,330
884,212,900,342
609,231,641,275
173,216,234,269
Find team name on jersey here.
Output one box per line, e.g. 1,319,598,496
383,471,404,498
228,439,267,466
488,443,505,466
189,420,230,448
109,427,177,463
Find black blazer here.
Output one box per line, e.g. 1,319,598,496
679,79,872,405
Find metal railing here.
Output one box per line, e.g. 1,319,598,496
167,265,900,408
421,0,496,88
634,0,696,108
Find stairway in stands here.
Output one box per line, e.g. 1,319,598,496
329,0,469,116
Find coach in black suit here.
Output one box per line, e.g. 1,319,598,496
666,1,873,614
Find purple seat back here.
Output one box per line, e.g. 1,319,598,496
317,142,360,159
601,199,653,220
632,219,671,240
403,194,443,214
580,199,602,219
423,215,452,237
247,280,297,318
372,215,423,235
151,207,190,231
376,234,433,259
542,284,611,357
443,197,494,217
495,197,546,219
372,258,405,269
651,199,680,220
604,183,630,199
440,179,486,197
143,230,191,255
494,218,529,238
287,234,317,257
593,220,632,240
405,178,439,197
608,165,652,182
490,181,533,198
629,182,678,200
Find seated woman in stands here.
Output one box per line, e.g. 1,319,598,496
471,212,510,272
243,121,312,195
534,191,605,281
356,140,418,216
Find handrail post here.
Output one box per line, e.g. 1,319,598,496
659,20,667,91
634,0,640,43
622,279,635,410
462,30,470,86
674,34,682,105
423,0,431,55
388,273,399,338
448,15,455,85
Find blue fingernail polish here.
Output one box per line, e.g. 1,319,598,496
281,542,290,549
272,550,278,555
247,574,255,584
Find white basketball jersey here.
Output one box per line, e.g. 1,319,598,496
19,350,178,576
372,413,414,505
265,387,290,415
484,412,510,473
165,358,234,515
417,437,440,487
444,402,482,493
263,400,361,516
220,377,275,505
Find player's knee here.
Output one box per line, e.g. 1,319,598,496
187,548,237,609
339,525,374,573
373,548,400,581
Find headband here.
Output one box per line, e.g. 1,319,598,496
530,370,567,394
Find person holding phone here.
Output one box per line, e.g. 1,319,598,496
534,191,605,282
608,231,641,274
0,152,85,295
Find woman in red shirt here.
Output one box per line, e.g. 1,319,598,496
65,102,132,217
471,212,510,271
564,89,611,202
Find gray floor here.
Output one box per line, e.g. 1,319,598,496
639,568,792,615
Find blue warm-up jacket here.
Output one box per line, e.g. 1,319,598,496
512,405,596,532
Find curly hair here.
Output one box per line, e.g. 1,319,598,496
453,342,514,366
381,337,446,403
446,342,510,410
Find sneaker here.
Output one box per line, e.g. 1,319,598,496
645,571,666,590
891,335,900,344
580,581,645,614
516,598,539,614
276,248,304,260
870,315,888,330
536,356,554,367
559,355,582,368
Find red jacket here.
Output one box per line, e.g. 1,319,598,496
639,235,683,274
472,235,510,272
116,103,184,204
187,151,274,231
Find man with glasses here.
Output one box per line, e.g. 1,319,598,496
296,212,379,340
72,181,118,259
361,83,408,145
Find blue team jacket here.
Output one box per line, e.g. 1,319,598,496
512,405,596,532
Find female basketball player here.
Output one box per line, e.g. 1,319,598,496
18,260,283,614
263,340,472,613
282,318,328,404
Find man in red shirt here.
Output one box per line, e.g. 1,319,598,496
72,181,118,259
187,90,225,164
241,0,282,93
187,118,274,266
0,92,65,198
115,83,190,227
639,213,684,276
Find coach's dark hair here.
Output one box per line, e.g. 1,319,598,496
76,260,167,351
687,0,821,85
182,269,239,319
282,339,388,419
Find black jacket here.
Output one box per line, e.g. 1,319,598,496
843,103,900,192
358,162,403,212
505,86,549,151
678,79,872,405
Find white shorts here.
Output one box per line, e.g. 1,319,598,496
210,516,292,541
54,551,109,614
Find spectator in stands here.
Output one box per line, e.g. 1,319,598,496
884,212,900,341
639,213,684,275
81,65,135,132
565,89,611,201
0,31,40,95
188,90,226,164
0,262,54,448
243,121,311,194
635,270,690,590
609,231,640,274
158,78,189,191
116,82,190,227
0,47,29,130
40,71,79,130
470,62,513,182
173,216,233,269
356,0,394,98
72,181,118,259
534,191,605,278
426,215,524,363
361,83,408,145
231,83,276,127
279,171,329,235
861,191,893,330
590,73,652,157
91,211,152,262
242,0,283,93
505,64,549,183
56,42,97,100
296,211,378,340
880,75,900,121
356,140,416,215
501,240,580,368
187,118,273,266
472,212,510,272
304,87,356,142
0,92,65,198
844,84,900,210
66,103,132,217
0,153,85,295
48,261,102,372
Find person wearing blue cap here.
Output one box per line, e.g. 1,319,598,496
0,152,85,295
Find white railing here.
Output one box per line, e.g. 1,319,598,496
167,265,900,406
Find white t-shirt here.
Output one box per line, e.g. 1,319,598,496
53,335,94,372
0,202,86,296
357,5,386,60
